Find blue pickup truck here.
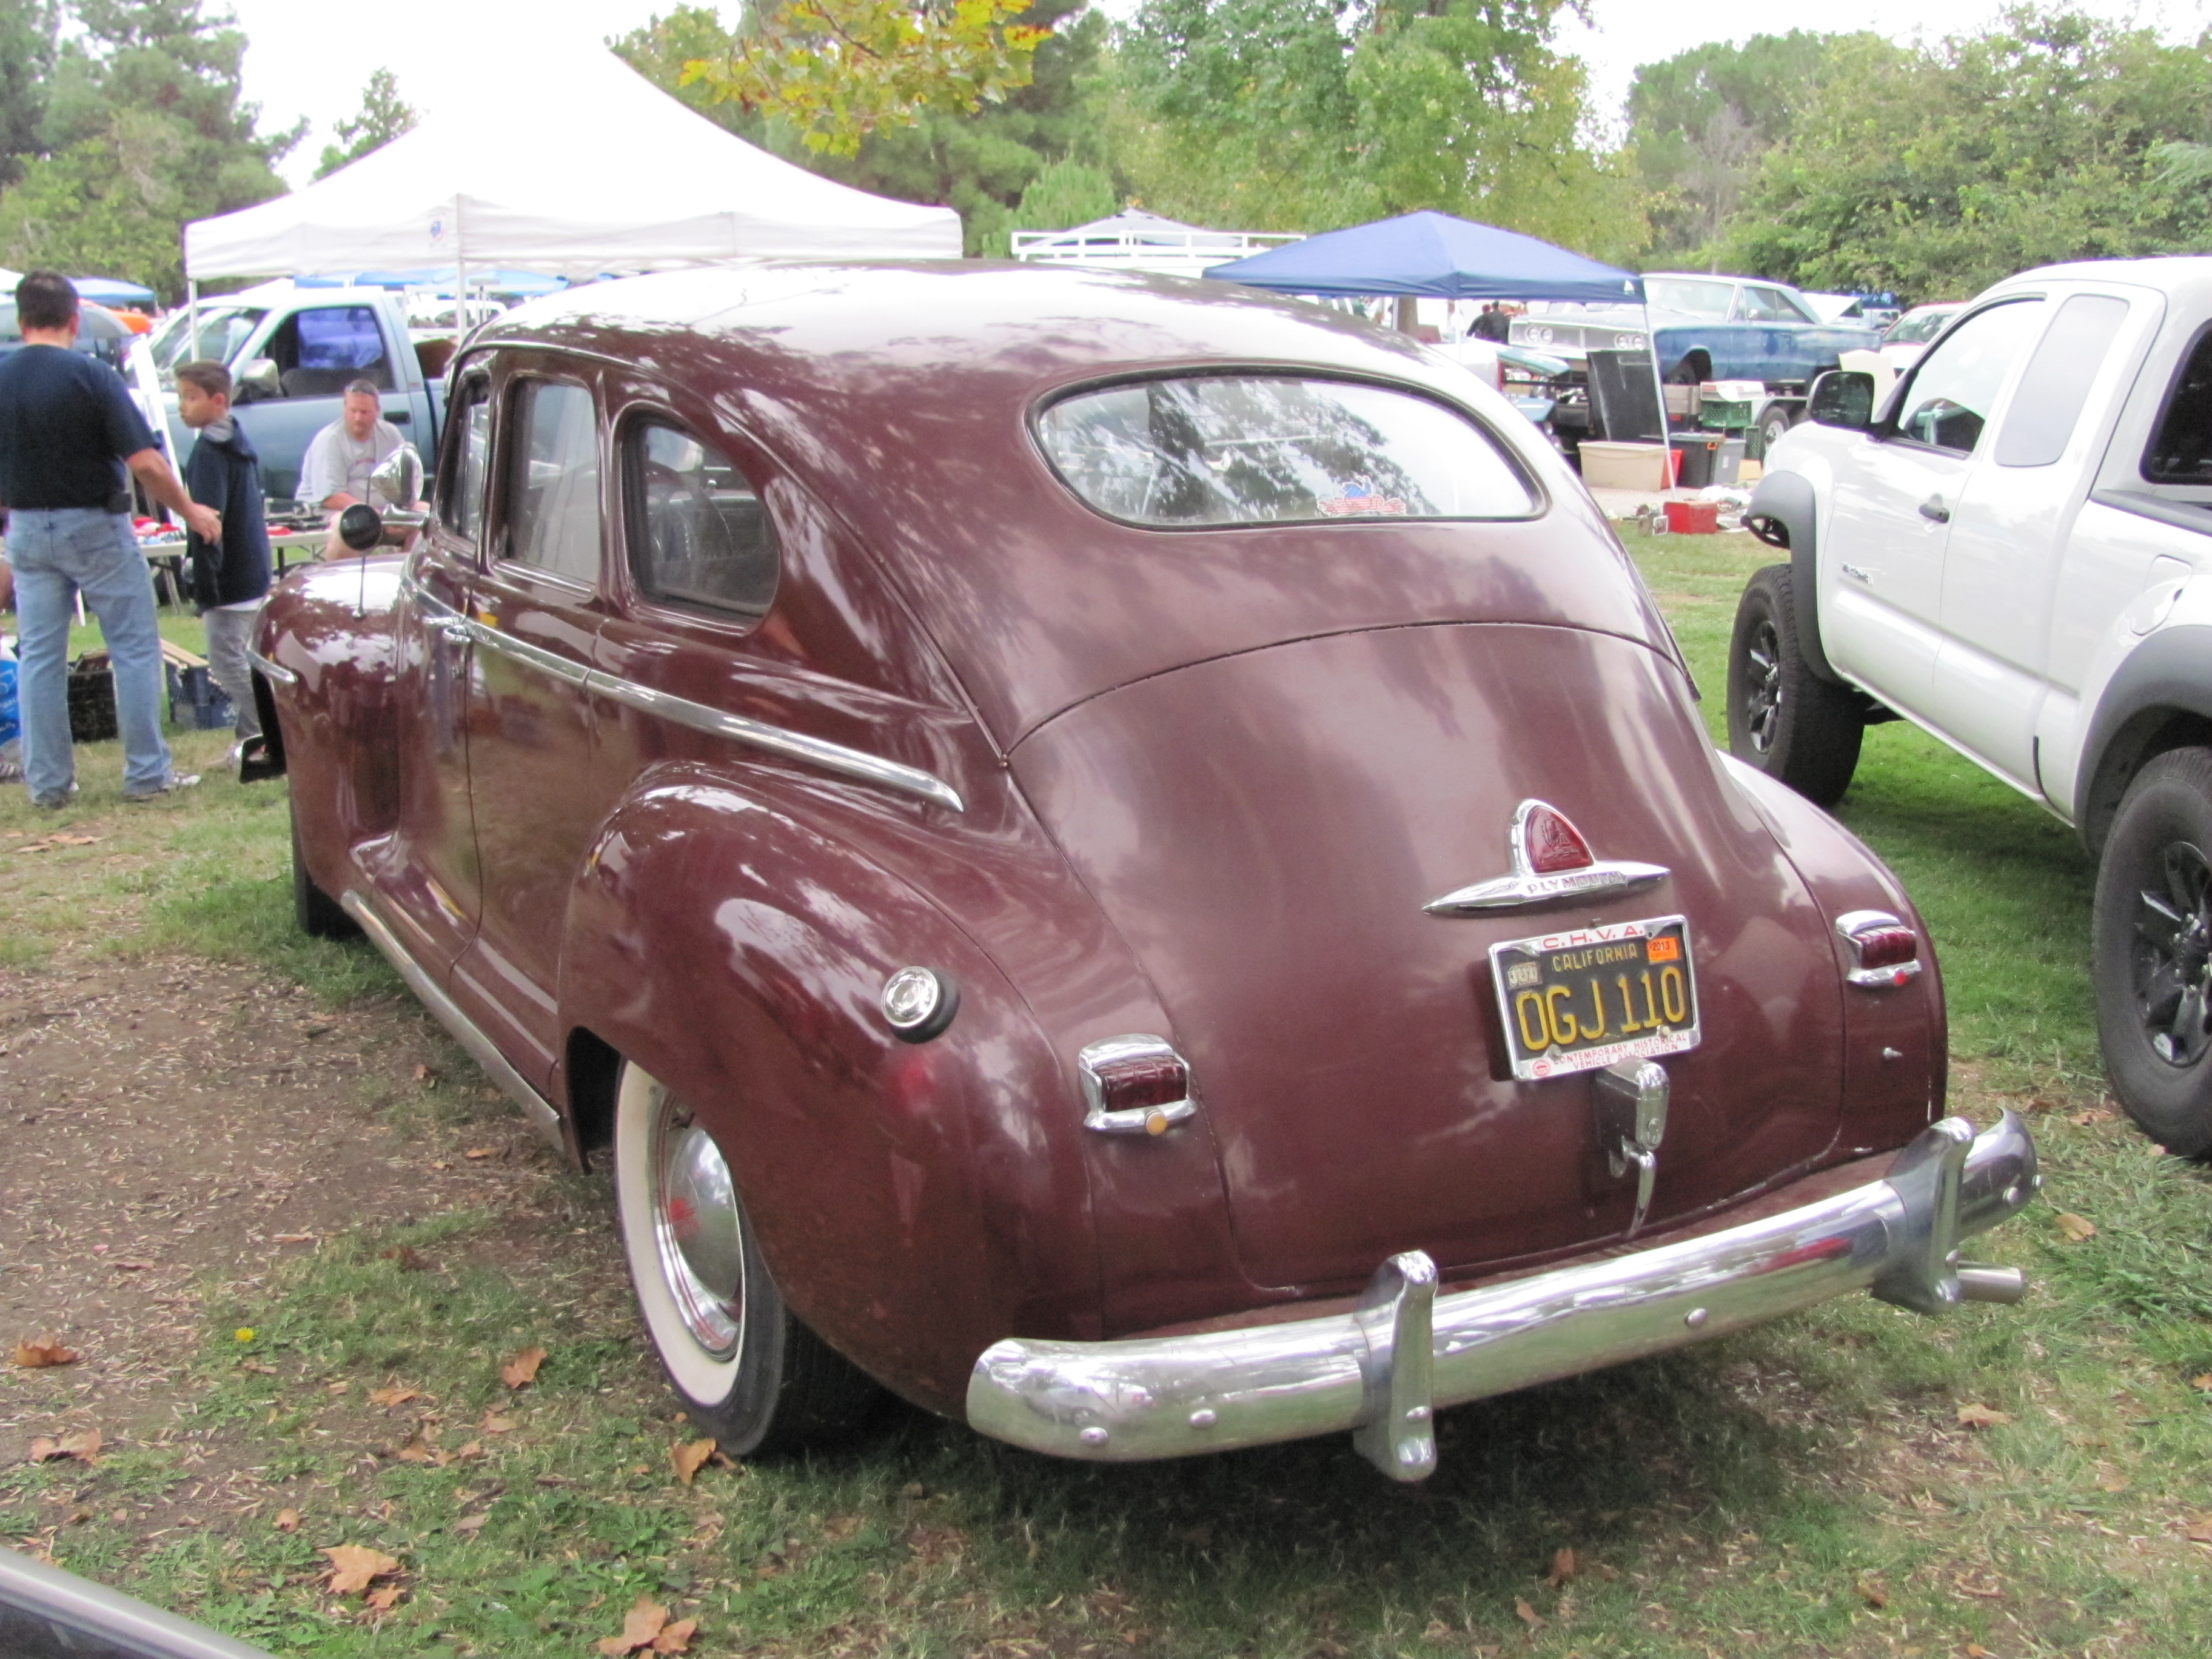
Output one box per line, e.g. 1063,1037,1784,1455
146,283,446,504
1512,273,1883,454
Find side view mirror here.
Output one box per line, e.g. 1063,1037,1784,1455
337,503,384,552
368,442,423,508
1807,369,1876,431
234,357,280,403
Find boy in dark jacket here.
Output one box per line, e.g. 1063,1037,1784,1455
175,360,270,750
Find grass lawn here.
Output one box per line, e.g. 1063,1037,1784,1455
2,538,2211,1658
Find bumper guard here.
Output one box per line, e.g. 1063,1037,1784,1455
966,1113,2037,1480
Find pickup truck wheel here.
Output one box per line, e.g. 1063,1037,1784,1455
2093,749,2212,1159
1757,403,1797,460
290,799,357,939
612,1061,882,1455
1726,565,1863,806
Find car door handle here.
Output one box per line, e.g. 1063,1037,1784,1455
387,410,410,424
1917,495,1950,523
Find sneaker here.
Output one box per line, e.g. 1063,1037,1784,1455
31,783,78,810
122,773,201,802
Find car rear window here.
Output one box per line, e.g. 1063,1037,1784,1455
1035,376,1537,528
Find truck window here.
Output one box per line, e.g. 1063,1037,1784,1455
1993,294,2130,469
2142,325,2212,485
261,304,394,398
623,421,779,617
505,380,601,586
1893,300,2045,455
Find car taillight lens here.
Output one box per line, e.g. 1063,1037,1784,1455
1837,910,1922,988
1077,1034,1197,1136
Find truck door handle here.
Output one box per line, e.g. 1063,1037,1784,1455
1917,495,1950,523
387,411,411,423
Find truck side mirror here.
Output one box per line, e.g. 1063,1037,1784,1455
1808,369,1876,431
235,357,280,404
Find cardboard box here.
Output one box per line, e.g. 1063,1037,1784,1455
1578,441,1671,491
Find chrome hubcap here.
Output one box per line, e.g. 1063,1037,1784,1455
651,1096,745,1357
2133,839,2212,1068
1743,618,1782,755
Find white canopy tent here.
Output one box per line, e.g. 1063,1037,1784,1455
183,48,961,284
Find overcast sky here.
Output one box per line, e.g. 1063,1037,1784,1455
230,0,2211,187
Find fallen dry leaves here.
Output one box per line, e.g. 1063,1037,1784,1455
26,1430,99,1466
367,1387,420,1408
11,1335,79,1369
1956,1402,2013,1428
454,1512,490,1533
463,1145,498,1159
500,1346,546,1389
273,1509,301,1533
2185,1515,2212,1544
595,1595,697,1655
378,1245,431,1272
1512,1597,1544,1631
364,1584,403,1614
2054,1211,2098,1242
1855,1574,1889,1610
320,1544,403,1597
2191,1373,2212,1393
479,1410,516,1433
671,1439,726,1485
1544,1547,1577,1588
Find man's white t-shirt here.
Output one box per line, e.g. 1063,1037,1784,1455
298,417,403,508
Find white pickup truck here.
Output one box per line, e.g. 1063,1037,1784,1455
1726,256,2212,1157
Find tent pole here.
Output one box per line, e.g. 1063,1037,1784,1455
1643,293,1671,474
185,279,198,359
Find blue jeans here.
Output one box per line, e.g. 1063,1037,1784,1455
5,509,172,799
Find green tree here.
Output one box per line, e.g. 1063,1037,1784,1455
679,0,1051,157
1625,32,1845,260
0,0,57,189
1110,0,1644,264
1008,156,1116,237
315,66,417,179
617,0,1108,256
0,0,296,297
1720,8,2212,299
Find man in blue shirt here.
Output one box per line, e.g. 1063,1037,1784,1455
0,272,220,806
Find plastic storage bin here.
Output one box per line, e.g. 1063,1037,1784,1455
1663,500,1721,535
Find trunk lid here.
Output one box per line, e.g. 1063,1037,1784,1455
1011,623,1846,1292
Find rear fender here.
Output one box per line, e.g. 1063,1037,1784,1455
251,558,405,897
556,765,1097,1417
1718,752,1945,1148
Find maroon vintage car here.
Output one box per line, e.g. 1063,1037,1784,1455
245,264,2037,1481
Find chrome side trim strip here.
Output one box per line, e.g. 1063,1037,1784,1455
0,1543,277,1659
965,1111,2037,1477
583,673,965,814
400,577,962,813
339,890,565,1152
247,649,298,688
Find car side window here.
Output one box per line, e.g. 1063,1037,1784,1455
1992,295,2130,469
1892,300,2046,455
2142,324,2212,485
261,305,394,398
505,380,602,586
439,375,492,540
1736,286,1814,324
623,421,780,617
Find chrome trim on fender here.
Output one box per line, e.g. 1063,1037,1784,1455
400,578,964,813
965,1112,2037,1480
247,649,298,688
339,890,564,1152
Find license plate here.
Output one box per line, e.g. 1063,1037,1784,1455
1489,916,1700,1081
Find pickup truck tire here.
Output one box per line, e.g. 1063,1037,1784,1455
612,1061,883,1455
2092,748,2212,1159
1726,564,1865,807
290,800,358,940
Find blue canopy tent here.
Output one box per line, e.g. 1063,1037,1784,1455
1204,209,1642,306
70,275,156,306
1207,210,1667,454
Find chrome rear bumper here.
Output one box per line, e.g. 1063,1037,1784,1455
966,1113,2037,1480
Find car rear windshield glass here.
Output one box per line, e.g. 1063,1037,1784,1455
1036,377,1537,528
1883,308,1956,346
2143,326,2212,485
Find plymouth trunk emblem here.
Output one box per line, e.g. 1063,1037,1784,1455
1424,800,1668,914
